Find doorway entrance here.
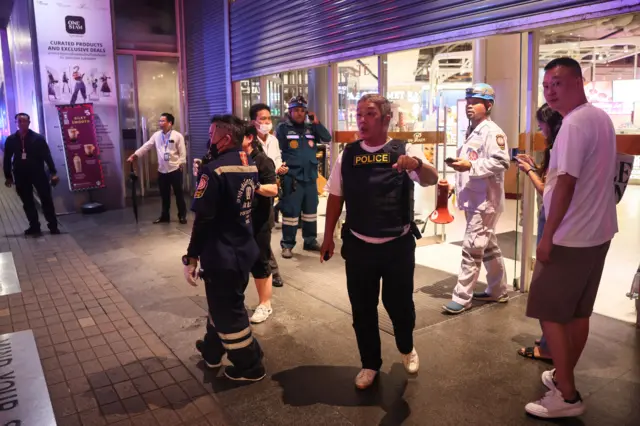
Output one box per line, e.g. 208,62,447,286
117,54,184,197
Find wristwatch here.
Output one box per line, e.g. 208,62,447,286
411,156,423,171
182,255,196,266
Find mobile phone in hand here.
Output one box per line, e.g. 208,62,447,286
510,148,520,162
445,157,455,165
308,114,315,122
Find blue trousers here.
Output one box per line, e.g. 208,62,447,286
280,175,318,249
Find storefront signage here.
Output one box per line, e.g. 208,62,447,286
56,103,105,192
33,0,123,211
333,131,444,145
0,331,55,426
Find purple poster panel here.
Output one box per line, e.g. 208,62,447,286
56,103,105,191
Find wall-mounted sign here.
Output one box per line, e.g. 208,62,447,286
56,103,105,191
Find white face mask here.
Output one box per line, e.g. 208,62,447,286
257,122,272,135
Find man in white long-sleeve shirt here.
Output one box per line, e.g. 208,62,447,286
127,113,188,224
443,83,510,315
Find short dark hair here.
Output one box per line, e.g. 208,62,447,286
160,113,175,125
15,113,30,121
544,57,583,78
210,114,245,147
249,103,270,121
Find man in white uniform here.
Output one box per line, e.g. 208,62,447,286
442,83,510,315
128,113,187,224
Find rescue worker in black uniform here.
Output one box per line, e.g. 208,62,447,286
320,94,438,390
182,115,266,382
3,113,60,236
276,95,332,258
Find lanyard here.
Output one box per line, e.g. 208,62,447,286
19,133,26,153
161,130,172,153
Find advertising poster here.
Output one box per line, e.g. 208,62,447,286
56,103,105,191
34,0,123,212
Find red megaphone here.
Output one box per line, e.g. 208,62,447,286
429,180,454,224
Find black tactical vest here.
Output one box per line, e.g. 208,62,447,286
341,140,414,238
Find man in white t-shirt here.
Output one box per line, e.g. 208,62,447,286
525,57,618,419
320,94,438,390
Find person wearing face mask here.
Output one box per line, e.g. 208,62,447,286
276,95,332,259
182,114,266,382
250,103,285,287
442,83,510,315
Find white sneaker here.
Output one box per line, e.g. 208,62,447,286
401,348,419,374
354,369,378,390
525,389,586,418
250,305,273,324
542,368,556,389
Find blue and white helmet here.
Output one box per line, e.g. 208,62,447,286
465,83,495,103
288,95,308,110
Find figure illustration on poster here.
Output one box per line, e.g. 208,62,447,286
70,65,87,105
62,71,70,94
47,71,58,101
91,78,99,98
100,73,111,97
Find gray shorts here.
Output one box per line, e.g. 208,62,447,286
526,241,610,324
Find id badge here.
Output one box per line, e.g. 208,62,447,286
164,152,170,161
21,152,27,160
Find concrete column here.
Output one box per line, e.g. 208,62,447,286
483,33,525,273
307,67,330,125
473,38,487,84
378,54,388,97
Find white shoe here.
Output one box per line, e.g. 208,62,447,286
401,348,419,374
542,368,556,389
525,389,586,418
250,305,273,324
354,369,378,390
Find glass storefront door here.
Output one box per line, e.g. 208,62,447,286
117,55,182,197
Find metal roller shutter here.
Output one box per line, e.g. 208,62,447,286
184,0,231,163
230,0,633,80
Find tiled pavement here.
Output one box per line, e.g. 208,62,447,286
1,185,639,426
0,185,230,426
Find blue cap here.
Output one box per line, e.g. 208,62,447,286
288,95,308,110
465,83,495,103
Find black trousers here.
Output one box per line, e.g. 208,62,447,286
202,269,264,374
15,174,57,231
269,250,280,278
342,232,416,370
158,169,186,219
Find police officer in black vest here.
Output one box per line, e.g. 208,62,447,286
182,115,266,382
320,94,438,390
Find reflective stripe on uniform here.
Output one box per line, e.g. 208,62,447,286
301,213,317,222
214,165,258,175
217,327,251,341
221,336,254,350
282,216,299,226
217,326,254,350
